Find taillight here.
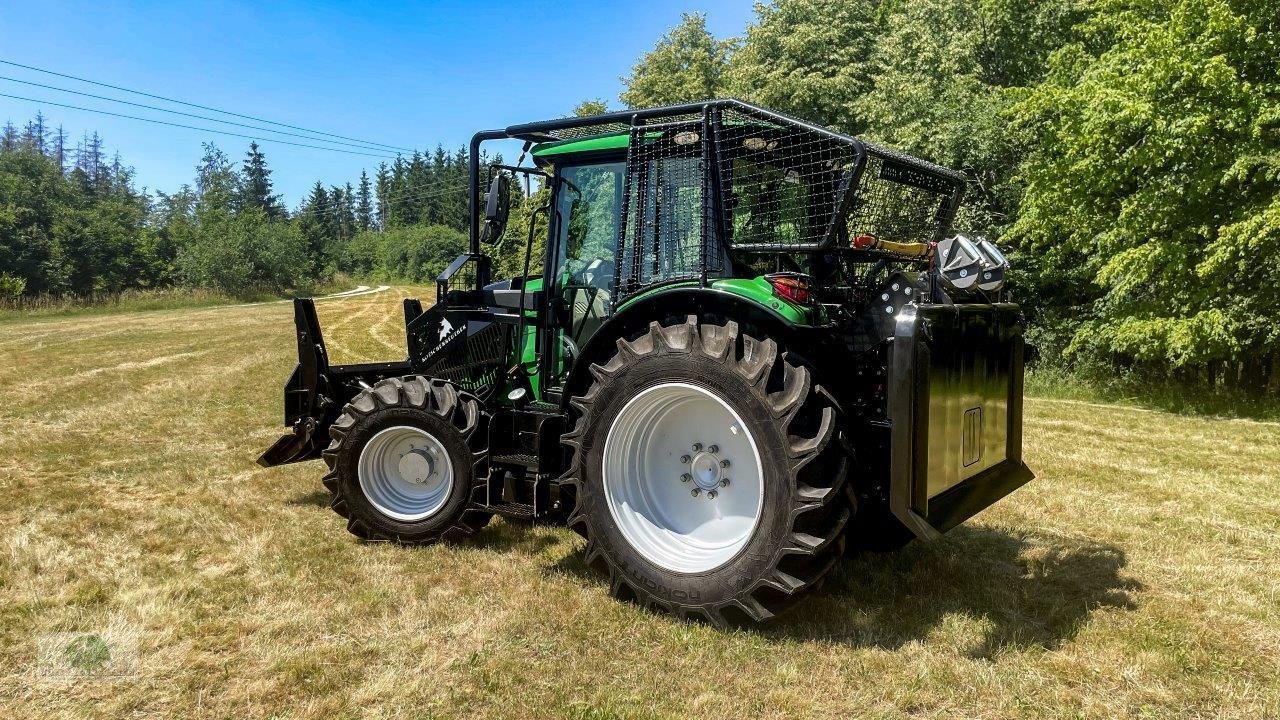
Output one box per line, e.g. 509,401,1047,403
766,274,812,305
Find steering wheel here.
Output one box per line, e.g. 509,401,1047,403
575,257,615,289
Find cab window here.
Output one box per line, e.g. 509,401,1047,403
554,161,624,346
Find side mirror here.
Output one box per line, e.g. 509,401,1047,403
480,174,511,244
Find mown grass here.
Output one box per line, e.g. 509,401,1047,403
1,287,1277,719
0,276,360,323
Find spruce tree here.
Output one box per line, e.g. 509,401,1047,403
52,126,67,173
375,163,391,229
356,171,374,231
23,112,47,154
0,122,17,151
240,142,284,219
341,182,356,239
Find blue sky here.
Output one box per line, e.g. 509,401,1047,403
0,1,753,207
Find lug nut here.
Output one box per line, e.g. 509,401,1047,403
691,488,701,497
680,454,692,464
707,444,719,454
707,490,718,499
720,458,730,468
720,478,731,487
680,473,692,483
691,443,703,452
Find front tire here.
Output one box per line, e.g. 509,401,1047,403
562,316,851,627
320,377,492,544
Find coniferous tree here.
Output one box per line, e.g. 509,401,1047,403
51,125,67,173
375,163,391,229
23,112,47,154
0,122,17,151
239,142,284,219
78,131,107,190
341,182,357,239
356,171,374,231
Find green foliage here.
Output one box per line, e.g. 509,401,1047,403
1008,0,1280,382
0,272,25,300
494,184,551,279
340,224,467,283
618,0,1280,396
620,13,733,108
725,0,879,132
574,100,609,117
175,208,315,292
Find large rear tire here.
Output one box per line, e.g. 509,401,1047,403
562,316,851,627
320,377,492,544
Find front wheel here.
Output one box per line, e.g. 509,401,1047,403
562,316,852,627
320,377,492,544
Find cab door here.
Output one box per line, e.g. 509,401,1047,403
541,160,626,392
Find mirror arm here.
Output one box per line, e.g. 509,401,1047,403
512,204,548,370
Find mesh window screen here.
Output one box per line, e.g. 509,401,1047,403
714,107,962,252
714,108,859,251
616,121,717,297
551,100,968,301
848,147,961,247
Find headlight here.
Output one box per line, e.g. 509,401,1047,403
936,234,1008,293
974,238,1007,292
936,234,983,290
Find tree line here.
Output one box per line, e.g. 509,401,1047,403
0,117,483,298
613,0,1279,396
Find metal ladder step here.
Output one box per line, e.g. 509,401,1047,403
485,501,536,520
489,453,539,469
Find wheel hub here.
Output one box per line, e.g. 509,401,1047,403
689,450,723,491
396,448,437,484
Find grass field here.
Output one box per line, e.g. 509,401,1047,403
1,287,1277,719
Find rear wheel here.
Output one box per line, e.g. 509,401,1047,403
320,377,492,544
562,316,852,627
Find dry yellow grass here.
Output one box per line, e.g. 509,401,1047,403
1,287,1277,719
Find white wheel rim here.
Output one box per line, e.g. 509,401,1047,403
602,382,764,574
358,425,454,522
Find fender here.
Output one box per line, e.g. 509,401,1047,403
560,285,829,407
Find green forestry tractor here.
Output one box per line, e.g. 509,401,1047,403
259,100,1033,627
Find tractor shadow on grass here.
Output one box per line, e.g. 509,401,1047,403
762,526,1143,657
287,489,332,508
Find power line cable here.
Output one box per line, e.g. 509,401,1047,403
0,91,401,159
0,74,406,153
0,58,412,153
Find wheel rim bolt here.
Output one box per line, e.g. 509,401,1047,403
720,458,730,468
720,478,730,487
680,455,692,464
706,490,718,500
691,443,703,452
707,444,719,454
691,488,701,497
680,473,692,483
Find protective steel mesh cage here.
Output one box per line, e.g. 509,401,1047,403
713,107,861,250
849,144,963,248
504,100,965,301
616,117,722,297
713,106,963,253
